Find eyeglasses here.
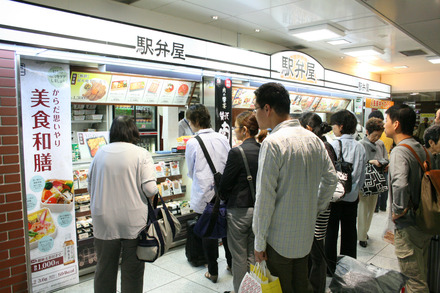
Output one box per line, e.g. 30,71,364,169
232,126,242,131
253,106,262,113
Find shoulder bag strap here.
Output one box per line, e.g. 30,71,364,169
238,145,255,201
195,135,217,175
400,144,426,172
337,139,344,162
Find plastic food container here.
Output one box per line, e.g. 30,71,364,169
84,104,97,109
72,104,85,109
73,115,85,121
86,114,103,120
41,179,74,212
73,110,85,115
84,109,96,115
28,208,57,249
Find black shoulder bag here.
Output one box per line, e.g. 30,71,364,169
334,140,353,197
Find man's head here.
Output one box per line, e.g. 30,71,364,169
368,110,384,121
424,124,440,154
384,104,416,139
435,109,440,125
424,117,429,123
253,82,290,129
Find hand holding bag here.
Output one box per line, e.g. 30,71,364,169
137,193,181,262
238,261,282,293
334,140,353,199
193,135,227,239
361,162,388,196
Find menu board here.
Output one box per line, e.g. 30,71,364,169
71,72,111,103
290,94,302,106
309,97,321,111
107,75,129,103
232,88,256,108
70,72,193,106
76,131,110,161
301,96,316,111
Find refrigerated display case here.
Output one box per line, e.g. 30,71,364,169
114,105,158,152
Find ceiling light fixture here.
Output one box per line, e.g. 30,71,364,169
327,39,351,45
289,23,345,42
211,15,219,20
393,65,409,69
426,56,440,64
255,29,261,33
341,45,384,57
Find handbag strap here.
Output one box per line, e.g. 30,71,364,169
337,139,345,162
237,145,255,201
195,135,218,176
400,143,430,172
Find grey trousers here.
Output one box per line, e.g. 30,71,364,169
226,207,255,292
94,238,145,293
266,244,313,293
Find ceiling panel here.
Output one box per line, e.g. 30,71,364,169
404,19,440,55
183,0,275,16
336,15,387,31
132,0,179,10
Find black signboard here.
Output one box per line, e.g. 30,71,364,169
215,76,232,145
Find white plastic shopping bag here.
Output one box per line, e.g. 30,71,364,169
238,261,282,293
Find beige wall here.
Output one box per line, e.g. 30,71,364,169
381,71,440,93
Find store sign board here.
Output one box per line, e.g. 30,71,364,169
20,60,79,292
215,77,232,144
325,70,391,98
365,98,394,109
270,51,324,86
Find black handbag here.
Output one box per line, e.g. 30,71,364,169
192,135,227,239
334,140,353,197
361,163,388,196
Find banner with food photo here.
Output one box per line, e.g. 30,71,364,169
232,88,256,108
143,79,163,103
172,82,192,105
126,77,148,103
106,75,130,103
158,80,179,104
20,60,79,292
70,72,111,103
76,131,110,161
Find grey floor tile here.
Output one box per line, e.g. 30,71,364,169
152,246,206,277
186,259,233,293
146,278,217,293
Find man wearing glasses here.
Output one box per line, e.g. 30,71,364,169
252,82,338,292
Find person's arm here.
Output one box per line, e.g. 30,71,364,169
351,143,367,190
185,138,197,179
253,141,279,261
141,151,158,198
218,148,240,201
317,144,338,213
389,148,411,220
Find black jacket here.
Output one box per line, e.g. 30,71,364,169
219,137,260,208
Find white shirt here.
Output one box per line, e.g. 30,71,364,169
88,142,157,240
253,119,338,258
185,129,230,213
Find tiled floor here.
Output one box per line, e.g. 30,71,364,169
55,209,399,293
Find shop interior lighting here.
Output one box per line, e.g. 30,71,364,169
341,45,384,57
426,56,440,64
255,29,261,33
327,39,351,45
289,24,345,41
211,15,219,20
393,65,409,69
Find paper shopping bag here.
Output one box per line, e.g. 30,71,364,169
239,262,282,293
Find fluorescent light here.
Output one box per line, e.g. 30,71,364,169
211,15,219,20
289,24,345,41
255,29,261,33
426,56,440,64
327,39,351,45
393,65,408,69
341,45,384,57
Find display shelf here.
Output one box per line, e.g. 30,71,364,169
75,188,88,194
162,193,185,201
75,210,91,217
72,120,103,124
157,174,182,183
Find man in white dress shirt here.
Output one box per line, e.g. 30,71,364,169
252,83,338,292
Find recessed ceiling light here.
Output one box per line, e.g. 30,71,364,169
255,29,261,33
289,24,345,42
410,92,419,95
393,65,409,69
327,39,351,45
341,45,384,57
426,56,440,64
211,15,219,20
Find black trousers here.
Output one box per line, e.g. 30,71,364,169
325,199,359,274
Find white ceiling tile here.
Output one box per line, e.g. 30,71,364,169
183,0,275,16
337,15,387,31
131,0,179,10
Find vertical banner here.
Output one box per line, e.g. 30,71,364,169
215,77,232,144
20,60,79,292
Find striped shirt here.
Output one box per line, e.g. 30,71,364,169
253,119,338,258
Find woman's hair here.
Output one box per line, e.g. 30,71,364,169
330,110,357,135
109,116,140,144
257,130,268,143
236,111,259,136
424,124,440,148
186,104,211,129
299,112,332,139
365,117,384,134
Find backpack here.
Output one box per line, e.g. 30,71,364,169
333,140,353,201
401,144,440,235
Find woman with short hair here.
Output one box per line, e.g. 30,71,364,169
88,116,158,293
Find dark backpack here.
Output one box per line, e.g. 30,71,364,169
333,140,353,199
401,144,440,235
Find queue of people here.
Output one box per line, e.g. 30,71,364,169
87,82,439,293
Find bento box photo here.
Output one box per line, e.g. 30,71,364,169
41,179,74,212
28,208,57,250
